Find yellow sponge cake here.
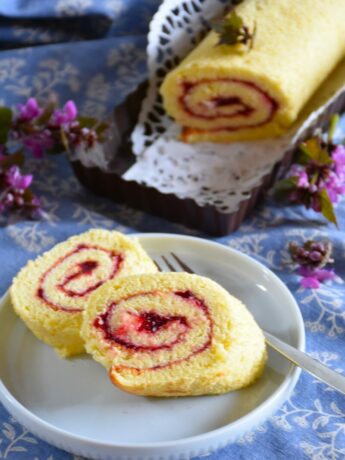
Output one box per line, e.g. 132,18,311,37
10,229,157,357
81,272,266,397
160,0,345,142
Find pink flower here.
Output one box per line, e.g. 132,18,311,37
301,276,320,289
289,165,309,188
17,98,42,121
29,196,44,219
6,166,32,190
298,266,335,289
332,145,345,167
64,101,78,120
23,132,54,158
52,100,78,126
297,171,309,188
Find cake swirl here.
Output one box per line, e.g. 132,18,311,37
37,243,123,313
179,78,278,135
82,272,267,396
10,229,157,357
93,290,212,369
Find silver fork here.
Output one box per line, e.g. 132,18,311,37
153,252,345,396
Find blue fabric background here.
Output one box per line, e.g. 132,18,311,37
0,1,344,459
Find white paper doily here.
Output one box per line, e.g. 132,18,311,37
131,0,229,154
126,124,292,212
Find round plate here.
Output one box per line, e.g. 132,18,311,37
0,233,305,460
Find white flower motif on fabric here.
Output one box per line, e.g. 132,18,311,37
81,73,111,118
6,222,56,254
237,424,268,445
309,352,345,392
299,285,345,337
55,0,92,16
107,42,145,67
228,233,270,256
24,157,58,178
239,206,323,234
227,233,276,267
32,59,80,99
34,174,82,198
13,27,77,44
273,360,345,460
72,203,115,228
0,56,32,98
106,0,124,15
5,197,59,253
0,58,26,83
107,43,146,94
0,416,37,458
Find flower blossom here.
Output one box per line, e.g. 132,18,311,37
17,98,42,121
22,131,54,158
5,165,32,190
0,161,41,218
283,138,345,224
0,97,107,220
289,240,335,289
298,266,335,289
51,100,78,126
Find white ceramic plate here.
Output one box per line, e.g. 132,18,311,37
0,233,305,460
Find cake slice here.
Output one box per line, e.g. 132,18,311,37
10,229,157,357
81,272,266,396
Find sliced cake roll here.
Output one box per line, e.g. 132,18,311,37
160,0,345,142
10,229,157,357
81,272,267,397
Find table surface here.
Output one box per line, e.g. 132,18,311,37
0,1,345,459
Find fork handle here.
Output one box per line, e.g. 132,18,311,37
264,331,345,395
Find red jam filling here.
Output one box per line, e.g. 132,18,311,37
93,290,212,368
94,307,189,351
179,78,278,130
58,260,100,297
175,290,209,312
213,96,241,107
37,244,123,313
138,311,188,333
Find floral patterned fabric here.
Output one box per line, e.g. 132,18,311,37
0,1,345,459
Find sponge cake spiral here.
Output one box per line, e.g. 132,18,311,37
82,272,267,396
10,229,157,357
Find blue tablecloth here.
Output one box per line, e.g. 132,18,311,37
0,1,345,459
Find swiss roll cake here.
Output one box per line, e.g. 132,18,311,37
160,0,345,143
81,272,267,397
10,229,157,357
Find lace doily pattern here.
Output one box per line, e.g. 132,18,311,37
126,124,291,213
131,0,229,154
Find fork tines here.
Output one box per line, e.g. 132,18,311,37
154,253,194,274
